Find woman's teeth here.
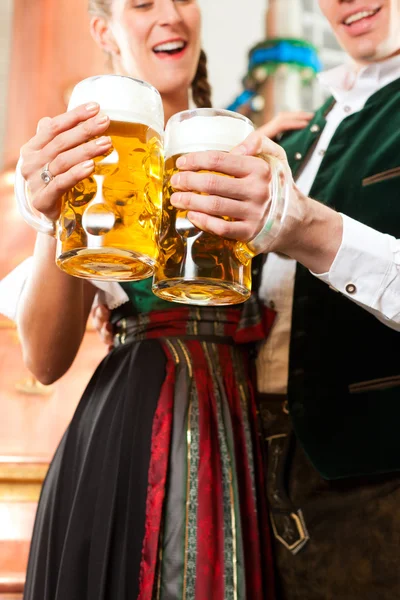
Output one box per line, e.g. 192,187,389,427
153,41,186,54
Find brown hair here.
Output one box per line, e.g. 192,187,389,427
88,1,212,108
191,49,212,108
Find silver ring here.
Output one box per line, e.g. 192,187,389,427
41,163,54,185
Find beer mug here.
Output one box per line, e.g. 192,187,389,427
15,75,164,281
152,108,289,305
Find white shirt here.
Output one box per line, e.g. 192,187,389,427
257,55,400,394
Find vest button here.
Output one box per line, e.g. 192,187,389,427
310,124,320,133
295,152,303,160
345,283,357,294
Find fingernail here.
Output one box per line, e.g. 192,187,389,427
96,114,109,125
86,102,99,112
176,156,187,167
170,174,180,187
95,136,112,145
82,159,94,168
170,193,180,205
231,145,247,156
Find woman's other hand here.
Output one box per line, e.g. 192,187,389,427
258,111,313,140
91,303,114,352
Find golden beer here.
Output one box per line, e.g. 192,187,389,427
152,109,255,306
57,120,163,280
52,74,165,280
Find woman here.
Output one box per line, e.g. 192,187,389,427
17,1,308,598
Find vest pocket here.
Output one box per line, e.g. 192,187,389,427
349,374,400,394
362,166,400,186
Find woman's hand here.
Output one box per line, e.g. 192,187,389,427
19,103,112,222
91,304,114,352
169,131,297,247
258,111,313,140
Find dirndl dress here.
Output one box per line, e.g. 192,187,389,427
23,277,276,600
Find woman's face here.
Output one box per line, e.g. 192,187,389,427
107,0,201,96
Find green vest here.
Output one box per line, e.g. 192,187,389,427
280,78,400,480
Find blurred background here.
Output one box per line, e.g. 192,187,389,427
0,0,343,596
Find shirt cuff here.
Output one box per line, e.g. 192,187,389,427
312,214,398,318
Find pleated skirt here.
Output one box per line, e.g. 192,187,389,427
24,315,275,600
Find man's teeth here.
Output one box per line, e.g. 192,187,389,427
344,9,379,25
154,41,185,52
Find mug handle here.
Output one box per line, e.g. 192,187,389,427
235,155,291,262
15,157,56,236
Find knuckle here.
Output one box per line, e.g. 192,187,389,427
52,154,67,174
253,183,268,204
174,192,189,208
19,155,31,180
19,147,38,180
81,119,94,138
184,153,195,168
52,175,66,194
182,193,193,208
208,151,223,171
49,135,65,157
206,173,218,195
47,117,61,137
85,142,97,159
238,200,251,220
210,195,222,214
37,116,52,133
30,195,42,212
177,173,189,191
216,219,230,237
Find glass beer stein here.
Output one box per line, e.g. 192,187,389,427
15,75,164,281
152,108,289,306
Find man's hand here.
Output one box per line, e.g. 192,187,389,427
169,131,293,244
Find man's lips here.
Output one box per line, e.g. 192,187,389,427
340,6,382,36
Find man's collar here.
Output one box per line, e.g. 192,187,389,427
317,53,400,103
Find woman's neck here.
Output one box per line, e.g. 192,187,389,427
161,91,190,124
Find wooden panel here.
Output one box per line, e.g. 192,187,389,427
3,0,107,168
0,324,105,462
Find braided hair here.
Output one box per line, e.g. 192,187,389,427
191,49,212,108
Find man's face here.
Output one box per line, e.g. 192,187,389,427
318,0,400,63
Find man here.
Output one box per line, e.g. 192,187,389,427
255,0,400,597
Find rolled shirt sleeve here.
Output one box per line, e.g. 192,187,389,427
312,214,400,331
0,258,130,322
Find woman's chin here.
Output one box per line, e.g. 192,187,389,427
154,77,192,99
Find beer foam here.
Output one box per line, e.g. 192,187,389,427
165,112,254,159
68,75,164,135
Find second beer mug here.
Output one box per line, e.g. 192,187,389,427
152,108,255,305
16,75,164,280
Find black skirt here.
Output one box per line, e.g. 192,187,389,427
25,340,165,600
